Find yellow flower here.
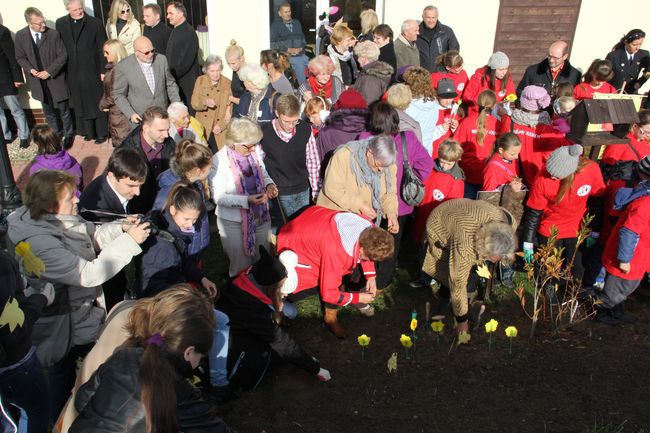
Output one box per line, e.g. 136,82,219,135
357,334,371,346
476,264,491,279
400,334,413,348
504,93,518,102
484,319,499,333
457,331,471,345
505,326,518,338
430,321,444,333
410,319,418,331
15,241,45,278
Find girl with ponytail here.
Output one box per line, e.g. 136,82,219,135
454,89,498,198
70,284,234,433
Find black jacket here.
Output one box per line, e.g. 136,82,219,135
218,272,320,390
143,21,171,55
118,126,176,214
378,42,397,83
166,21,200,103
70,347,234,433
79,174,130,221
416,21,459,73
606,48,650,94
516,58,582,98
0,251,47,367
0,24,24,97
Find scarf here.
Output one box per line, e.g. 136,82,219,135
246,89,267,122
342,139,392,224
328,44,353,62
226,147,270,256
308,75,333,98
511,109,551,127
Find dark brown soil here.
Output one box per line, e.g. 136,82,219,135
220,288,650,433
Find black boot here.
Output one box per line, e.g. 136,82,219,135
611,303,636,324
595,307,619,326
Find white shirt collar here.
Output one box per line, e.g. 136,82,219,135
29,28,42,40
106,177,130,212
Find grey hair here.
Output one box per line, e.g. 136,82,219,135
368,135,396,167
223,118,263,148
422,5,438,14
401,19,418,34
63,0,81,8
476,221,517,264
238,63,270,90
167,102,189,121
203,55,224,73
353,41,380,62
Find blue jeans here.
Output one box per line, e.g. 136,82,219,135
271,189,310,233
209,309,230,387
0,348,51,433
289,54,309,85
0,95,29,140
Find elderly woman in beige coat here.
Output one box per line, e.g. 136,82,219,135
317,134,400,233
191,55,233,152
105,0,141,55
422,199,517,335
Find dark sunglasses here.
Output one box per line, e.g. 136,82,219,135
120,8,130,14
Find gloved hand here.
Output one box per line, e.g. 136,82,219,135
585,232,599,249
316,368,331,382
523,242,535,264
24,282,55,306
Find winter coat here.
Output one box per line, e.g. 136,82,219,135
98,62,130,147
166,21,201,104
191,74,232,149
234,86,276,124
405,97,441,156
105,19,141,55
352,61,394,105
298,75,344,105
463,66,516,112
359,130,433,215
606,47,650,94
516,58,581,98
416,21,460,73
327,44,358,86
454,112,498,185
431,69,468,103
55,13,107,119
14,25,69,104
29,150,83,193
219,271,320,390
393,35,420,70
0,25,24,97
317,140,398,218
79,174,131,221
7,207,141,362
143,21,171,55
378,42,397,83
70,347,234,433
423,199,515,320
316,107,368,165
153,165,210,256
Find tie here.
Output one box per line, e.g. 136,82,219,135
629,54,634,65
35,33,41,47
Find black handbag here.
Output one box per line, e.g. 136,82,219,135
399,131,425,206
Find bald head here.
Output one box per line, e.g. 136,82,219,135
547,40,569,70
134,36,155,63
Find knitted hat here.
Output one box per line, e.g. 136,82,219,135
488,51,509,69
638,156,650,177
520,85,551,111
546,144,583,179
251,246,287,286
396,65,413,83
333,89,368,110
436,78,458,99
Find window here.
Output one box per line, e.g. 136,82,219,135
91,0,208,29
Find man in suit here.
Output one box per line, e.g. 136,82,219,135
56,0,108,144
15,7,74,149
0,23,29,148
142,3,171,55
79,147,148,310
113,36,180,127
117,106,176,214
517,40,581,98
166,1,200,111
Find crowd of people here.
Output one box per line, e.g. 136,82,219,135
0,1,649,432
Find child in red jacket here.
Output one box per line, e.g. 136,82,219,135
596,158,650,325
430,78,461,157
573,59,617,100
482,132,523,191
462,52,516,114
430,50,468,104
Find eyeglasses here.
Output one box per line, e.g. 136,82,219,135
120,8,130,14
547,54,565,61
138,49,155,55
637,127,650,136
236,143,256,150
279,117,300,126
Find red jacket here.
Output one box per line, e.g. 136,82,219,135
482,153,520,191
526,162,606,239
602,196,650,280
454,112,498,185
276,206,375,306
573,82,617,100
431,69,469,103
431,106,453,157
462,66,515,113
412,168,464,241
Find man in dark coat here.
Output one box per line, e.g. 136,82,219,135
165,2,200,112
56,0,108,144
416,5,459,73
15,7,74,148
79,147,147,311
117,106,176,215
142,3,171,54
516,40,581,98
0,24,29,148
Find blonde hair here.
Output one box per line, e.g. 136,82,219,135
476,90,497,146
386,84,413,110
331,24,354,45
104,39,128,63
438,139,463,161
360,9,378,35
225,39,244,60
107,0,134,25
223,118,263,148
24,170,77,219
353,40,380,62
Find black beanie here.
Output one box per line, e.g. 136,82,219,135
251,246,287,286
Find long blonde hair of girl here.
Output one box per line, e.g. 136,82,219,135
556,157,592,204
476,89,497,146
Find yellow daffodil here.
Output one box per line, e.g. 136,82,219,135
430,321,445,333
357,334,371,346
505,93,518,102
410,318,418,331
476,264,491,279
484,319,499,333
505,326,518,338
15,241,45,277
457,332,471,345
400,334,413,348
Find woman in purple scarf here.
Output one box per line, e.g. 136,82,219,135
29,124,83,194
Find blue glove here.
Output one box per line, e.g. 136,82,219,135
523,242,534,264
585,233,599,249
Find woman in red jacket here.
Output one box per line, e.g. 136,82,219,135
573,59,617,100
521,145,606,283
454,89,498,198
462,52,515,114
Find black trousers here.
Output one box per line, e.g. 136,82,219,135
375,215,409,289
